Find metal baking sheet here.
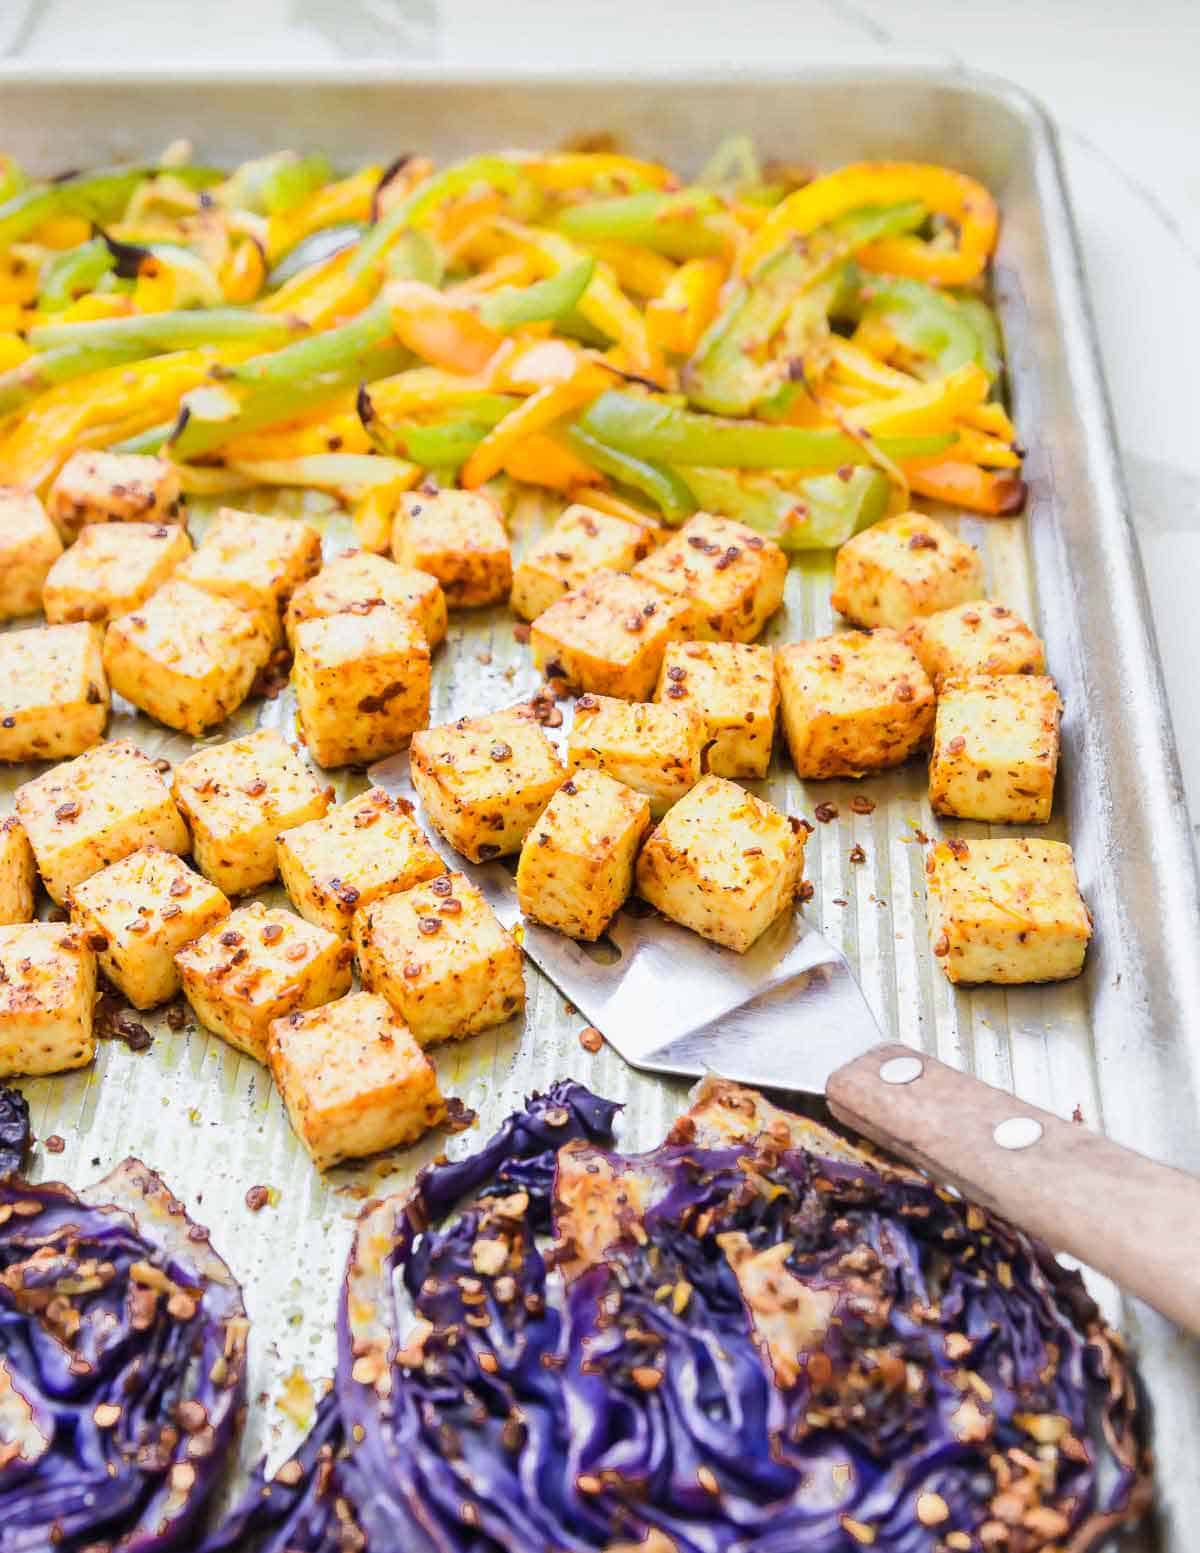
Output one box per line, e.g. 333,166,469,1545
0,66,1197,1548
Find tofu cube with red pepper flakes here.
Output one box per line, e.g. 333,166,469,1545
176,902,353,1063
510,503,656,622
831,512,984,630
277,787,445,937
0,817,36,925
929,675,1062,824
353,872,525,1045
69,847,230,1010
172,729,332,897
776,630,935,780
103,579,274,737
45,451,182,541
0,487,62,621
176,506,323,645
42,521,193,627
0,921,97,1077
568,695,704,817
0,622,109,763
15,739,189,906
925,837,1092,985
516,768,651,941
391,489,511,608
903,600,1047,690
530,569,692,701
284,550,447,652
632,512,787,642
268,991,445,1170
292,607,431,769
409,707,565,863
654,640,778,780
635,775,805,953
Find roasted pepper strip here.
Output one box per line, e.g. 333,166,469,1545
556,190,728,259
905,459,1026,515
850,275,991,381
0,162,222,251
39,239,116,311
477,258,596,331
847,363,990,437
461,368,606,488
502,433,601,492
677,464,890,549
266,165,379,261
564,422,695,522
576,241,675,299
386,280,504,374
646,258,724,356
522,153,675,194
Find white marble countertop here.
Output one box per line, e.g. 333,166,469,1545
6,0,1199,831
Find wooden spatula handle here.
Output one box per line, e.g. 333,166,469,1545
827,1042,1200,1335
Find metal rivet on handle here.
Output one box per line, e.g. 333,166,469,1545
879,1055,924,1086
993,1116,1043,1151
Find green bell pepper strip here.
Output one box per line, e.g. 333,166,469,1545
0,163,222,251
477,258,595,330
110,421,175,454
951,292,1004,384
577,389,954,471
678,464,889,550
555,190,727,259
38,238,115,311
696,135,761,191
403,419,499,468
267,222,364,287
360,393,519,465
848,274,987,381
219,295,392,390
217,152,333,217
564,423,695,523
0,344,142,418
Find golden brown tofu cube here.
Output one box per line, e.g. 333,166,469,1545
410,708,564,863
354,872,524,1045
176,506,323,643
926,838,1092,985
0,622,109,763
268,991,445,1169
831,512,984,630
0,487,62,620
0,922,96,1077
46,451,181,541
392,489,511,608
278,787,445,937
632,512,787,642
103,579,274,736
42,521,193,626
654,640,778,780
568,694,704,817
635,775,805,953
929,675,1061,824
530,570,692,701
292,607,430,769
776,630,935,780
0,816,36,925
15,739,189,906
284,550,447,652
516,769,650,941
69,847,230,1010
511,503,655,621
173,729,331,896
903,600,1047,689
176,902,353,1063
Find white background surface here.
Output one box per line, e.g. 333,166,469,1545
5,0,1199,832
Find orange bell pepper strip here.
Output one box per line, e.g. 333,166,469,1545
848,363,989,438
461,367,608,488
353,473,416,553
502,433,603,492
385,280,504,375
646,257,725,355
579,240,676,299
738,161,998,285
522,153,676,194
905,459,1026,515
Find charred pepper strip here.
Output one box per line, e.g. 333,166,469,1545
564,422,696,522
555,189,728,258
477,257,596,330
0,162,222,251
850,274,993,380
678,463,890,549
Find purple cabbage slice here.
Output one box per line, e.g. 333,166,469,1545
0,1086,30,1179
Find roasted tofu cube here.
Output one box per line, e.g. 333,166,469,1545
0,622,109,763
410,708,564,862
926,837,1092,985
568,694,704,816
354,872,524,1045
176,902,353,1063
176,506,323,643
15,739,188,906
511,503,655,621
173,729,331,896
292,607,430,769
776,630,935,779
278,787,444,937
284,550,447,651
104,579,274,736
530,570,691,701
632,512,787,642
0,487,62,620
655,640,778,780
516,768,650,940
929,675,1062,824
831,512,984,630
392,489,511,607
268,991,445,1169
0,922,97,1076
635,775,805,953
69,847,230,1010
42,521,193,626
46,451,181,540
0,816,35,925
903,600,1047,689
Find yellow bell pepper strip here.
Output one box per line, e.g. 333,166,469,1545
266,223,364,288
646,258,724,356
477,258,595,331
828,337,1016,441
677,464,890,549
739,161,997,284
502,433,602,493
0,163,222,252
354,474,414,552
0,334,29,371
576,241,675,299
850,275,992,381
522,153,676,195
219,238,266,303
386,280,504,374
905,459,1026,515
563,423,694,523
265,165,380,263
846,362,990,438
366,366,502,420
461,368,607,488
448,254,537,297
226,452,417,495
556,190,728,259
490,336,589,391
578,488,665,531
220,400,371,462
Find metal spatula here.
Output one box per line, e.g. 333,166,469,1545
373,752,1200,1335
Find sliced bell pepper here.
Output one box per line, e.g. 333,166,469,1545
905,459,1026,515
477,259,596,331
0,163,222,252
678,464,890,549
461,369,606,488
219,239,267,303
362,395,519,466
367,366,501,419
847,363,990,437
849,275,991,381
354,475,413,553
575,241,675,299
386,280,503,374
502,433,601,492
522,153,675,194
263,162,376,260
266,223,364,288
646,258,724,356
39,239,116,311
556,190,728,259
225,452,417,495
563,422,694,523
828,336,1016,441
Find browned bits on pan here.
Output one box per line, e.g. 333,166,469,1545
849,795,876,815
419,917,442,936
849,843,867,864
947,838,970,860
490,742,512,763
54,801,81,822
261,923,284,944
43,1134,65,1154
477,844,501,860
512,623,531,644
799,880,815,903
579,1026,603,1053
245,1185,270,1212
909,532,939,550
165,1002,189,1030
814,802,839,824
